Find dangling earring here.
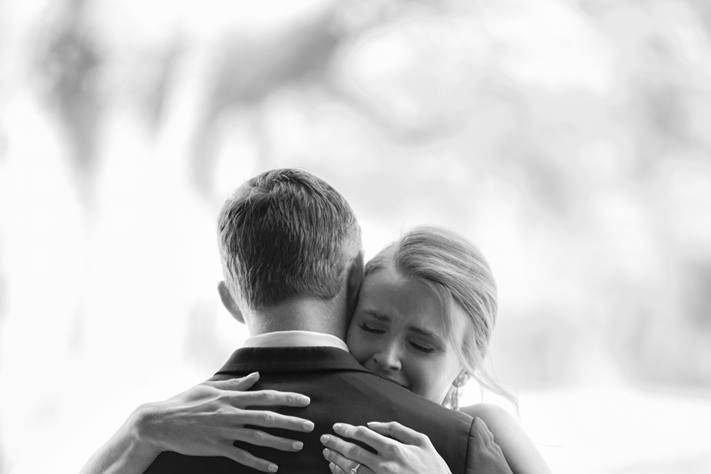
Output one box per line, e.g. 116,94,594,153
446,372,469,410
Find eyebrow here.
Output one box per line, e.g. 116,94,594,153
363,309,390,321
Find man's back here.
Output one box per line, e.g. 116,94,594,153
145,347,474,474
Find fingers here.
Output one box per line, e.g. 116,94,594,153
320,433,377,468
218,444,279,473
234,390,311,408
204,375,311,409
323,448,374,474
328,460,348,474
332,423,393,453
208,372,260,390
230,428,304,452
366,421,430,446
236,409,315,433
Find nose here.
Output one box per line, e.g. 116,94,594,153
371,343,403,372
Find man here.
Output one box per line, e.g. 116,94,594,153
84,169,505,473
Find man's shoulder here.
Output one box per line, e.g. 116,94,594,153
212,345,473,427
345,370,472,419
148,355,476,474
314,369,475,445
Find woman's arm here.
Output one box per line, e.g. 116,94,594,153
79,405,162,474
321,419,513,474
321,421,454,474
461,404,551,474
80,373,315,474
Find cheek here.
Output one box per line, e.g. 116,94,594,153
410,356,460,402
401,359,430,394
345,327,373,364
400,354,449,398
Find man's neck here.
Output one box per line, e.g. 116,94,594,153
245,296,348,339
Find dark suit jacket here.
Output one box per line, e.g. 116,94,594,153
145,346,479,474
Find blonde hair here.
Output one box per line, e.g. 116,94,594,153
365,226,516,410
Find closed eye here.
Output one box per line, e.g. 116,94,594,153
360,322,386,334
410,341,435,353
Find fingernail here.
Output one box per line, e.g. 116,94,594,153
303,421,315,431
268,463,278,472
332,422,347,433
320,434,330,444
292,441,303,450
297,396,311,405
322,448,330,457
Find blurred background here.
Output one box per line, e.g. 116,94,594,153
1,0,711,472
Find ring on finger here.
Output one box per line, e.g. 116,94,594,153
350,463,361,474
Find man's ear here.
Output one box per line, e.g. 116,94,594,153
346,252,364,318
218,281,244,324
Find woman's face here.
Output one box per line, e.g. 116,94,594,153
346,262,468,404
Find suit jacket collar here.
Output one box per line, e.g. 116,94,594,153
215,346,374,376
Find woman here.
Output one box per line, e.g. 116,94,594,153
320,227,548,474
81,227,549,474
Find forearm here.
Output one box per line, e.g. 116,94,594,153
80,405,162,474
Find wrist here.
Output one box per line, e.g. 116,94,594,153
128,402,164,454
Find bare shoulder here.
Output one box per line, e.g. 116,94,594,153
460,403,515,427
460,404,551,474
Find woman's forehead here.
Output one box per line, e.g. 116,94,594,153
362,267,471,337
362,266,437,302
360,269,446,329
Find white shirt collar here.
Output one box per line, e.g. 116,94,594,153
243,330,349,352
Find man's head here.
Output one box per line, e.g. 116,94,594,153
217,169,362,330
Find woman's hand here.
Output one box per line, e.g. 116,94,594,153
135,372,315,473
320,421,453,474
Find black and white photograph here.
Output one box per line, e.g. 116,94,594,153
1,1,710,473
